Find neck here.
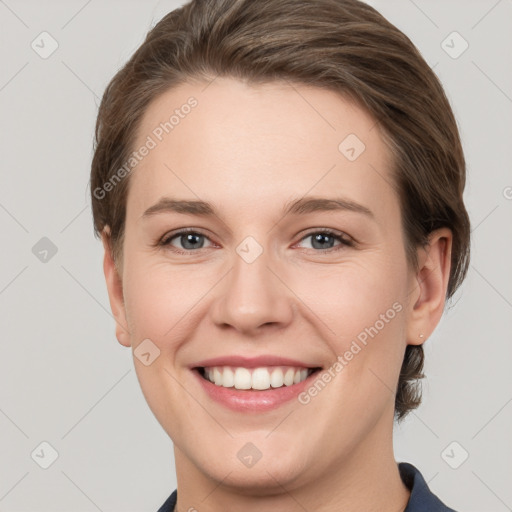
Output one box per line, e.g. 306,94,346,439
173,411,410,512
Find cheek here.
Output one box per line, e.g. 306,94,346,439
291,253,408,403
123,274,169,340
121,260,204,437
291,251,408,340
122,256,214,345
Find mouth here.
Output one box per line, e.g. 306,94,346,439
189,355,325,411
194,365,323,391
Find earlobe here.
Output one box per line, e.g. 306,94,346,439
101,228,131,347
407,228,452,346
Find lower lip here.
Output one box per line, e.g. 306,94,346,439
193,369,320,412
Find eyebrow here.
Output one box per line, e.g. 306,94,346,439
141,196,375,220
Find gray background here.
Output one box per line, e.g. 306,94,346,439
0,0,511,510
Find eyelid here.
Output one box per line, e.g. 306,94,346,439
158,227,355,253
159,228,216,250
293,228,355,250
297,227,353,243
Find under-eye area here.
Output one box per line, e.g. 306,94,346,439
90,0,471,510
158,228,355,253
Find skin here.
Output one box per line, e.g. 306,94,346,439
101,77,452,512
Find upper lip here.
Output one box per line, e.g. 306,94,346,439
191,355,323,369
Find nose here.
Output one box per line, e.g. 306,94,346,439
210,245,295,335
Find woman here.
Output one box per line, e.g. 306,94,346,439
90,0,470,510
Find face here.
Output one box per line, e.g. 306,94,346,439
103,77,443,494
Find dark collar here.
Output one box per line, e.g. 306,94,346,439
157,462,457,511
399,462,457,511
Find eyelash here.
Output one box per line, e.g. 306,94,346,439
158,228,355,255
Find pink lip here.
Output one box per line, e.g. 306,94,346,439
192,367,321,412
190,355,319,369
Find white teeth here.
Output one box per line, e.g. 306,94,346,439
233,368,252,389
213,368,223,386
284,368,295,386
222,367,234,387
270,368,284,388
203,366,312,390
251,368,271,390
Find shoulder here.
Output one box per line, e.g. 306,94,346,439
399,462,458,512
157,464,458,512
156,489,177,512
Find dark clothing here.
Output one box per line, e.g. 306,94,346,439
157,461,456,511
400,462,457,511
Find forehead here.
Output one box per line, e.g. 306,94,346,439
127,77,396,223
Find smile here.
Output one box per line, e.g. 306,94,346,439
192,364,323,412
198,365,318,390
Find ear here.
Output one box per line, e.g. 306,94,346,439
406,227,452,346
101,227,131,347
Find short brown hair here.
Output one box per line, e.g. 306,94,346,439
90,0,471,421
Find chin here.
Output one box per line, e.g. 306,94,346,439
204,458,308,496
